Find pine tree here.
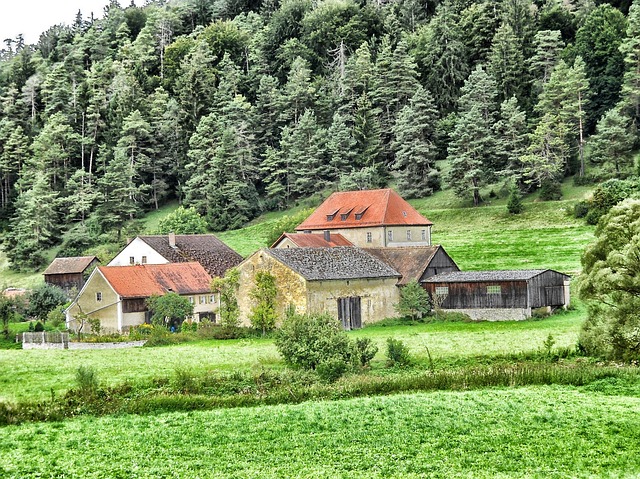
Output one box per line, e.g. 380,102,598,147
530,30,564,90
619,0,640,126
391,86,440,198
489,23,526,103
493,96,528,182
446,65,499,206
588,107,635,174
520,113,568,188
326,111,357,180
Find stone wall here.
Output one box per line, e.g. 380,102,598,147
441,308,532,321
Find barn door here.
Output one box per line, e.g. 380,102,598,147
337,296,362,330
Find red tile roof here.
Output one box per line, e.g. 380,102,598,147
296,189,432,231
98,263,211,299
44,256,98,275
271,232,353,248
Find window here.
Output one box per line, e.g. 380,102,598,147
141,256,147,264
326,214,335,221
366,232,372,243
487,285,502,294
402,211,407,217
387,230,393,242
129,256,135,265
421,229,427,241
435,287,448,296
189,296,194,304
355,213,363,220
96,292,103,302
199,296,206,304
210,295,216,304
406,230,412,241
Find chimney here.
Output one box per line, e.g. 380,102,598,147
169,232,176,248
324,230,331,242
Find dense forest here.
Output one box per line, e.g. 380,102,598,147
0,0,638,270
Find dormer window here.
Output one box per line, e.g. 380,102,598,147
354,205,369,221
402,211,408,217
340,207,354,221
326,208,340,221
355,213,363,220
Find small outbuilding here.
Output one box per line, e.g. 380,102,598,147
43,256,99,293
365,245,459,285
236,247,401,329
423,269,571,321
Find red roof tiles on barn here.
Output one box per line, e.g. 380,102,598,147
98,263,212,299
296,189,432,231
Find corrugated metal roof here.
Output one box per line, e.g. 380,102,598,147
271,232,354,248
138,234,242,277
43,256,98,275
366,246,455,285
266,247,400,281
424,270,569,283
99,263,212,298
296,189,433,231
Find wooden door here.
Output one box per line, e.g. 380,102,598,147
337,296,362,330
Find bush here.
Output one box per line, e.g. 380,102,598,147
275,313,354,371
386,338,412,367
316,357,349,383
34,321,44,332
506,187,523,214
538,180,562,201
27,283,67,322
573,201,590,219
75,366,99,395
354,338,378,367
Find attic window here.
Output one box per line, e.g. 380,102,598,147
402,211,408,217
354,205,369,220
355,213,363,220
326,208,340,221
340,207,354,221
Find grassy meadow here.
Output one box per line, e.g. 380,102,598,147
3,386,640,478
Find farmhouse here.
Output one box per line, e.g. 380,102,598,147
423,269,571,321
236,247,401,329
66,262,215,333
295,188,433,248
43,256,99,294
365,246,459,285
271,232,353,248
108,233,242,277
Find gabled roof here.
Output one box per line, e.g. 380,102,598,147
266,247,400,281
98,263,212,299
136,234,242,277
296,189,433,231
271,232,354,248
366,246,458,285
424,270,570,283
43,256,98,275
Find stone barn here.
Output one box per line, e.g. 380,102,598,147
236,247,401,329
423,269,571,321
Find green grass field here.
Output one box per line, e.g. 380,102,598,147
2,386,640,478
0,310,584,403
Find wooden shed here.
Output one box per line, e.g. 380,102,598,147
43,256,99,294
423,269,571,320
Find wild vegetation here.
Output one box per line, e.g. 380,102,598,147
1,0,640,271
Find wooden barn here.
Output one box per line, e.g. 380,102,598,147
366,245,459,285
43,256,99,294
423,269,571,321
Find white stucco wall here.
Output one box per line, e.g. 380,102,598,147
108,237,169,266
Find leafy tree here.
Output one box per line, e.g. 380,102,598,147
211,268,240,328
155,206,207,234
27,283,67,323
391,86,440,198
264,207,314,246
579,199,640,360
395,280,431,321
146,292,194,330
249,270,278,335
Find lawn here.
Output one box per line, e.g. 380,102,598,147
0,311,583,403
2,385,640,478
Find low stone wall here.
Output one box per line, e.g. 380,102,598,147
21,332,146,350
442,308,531,321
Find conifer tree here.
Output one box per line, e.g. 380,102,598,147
588,107,635,174
489,23,526,103
493,96,528,182
619,0,640,126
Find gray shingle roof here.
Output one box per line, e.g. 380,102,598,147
138,235,242,278
424,270,568,283
267,247,400,281
43,256,98,275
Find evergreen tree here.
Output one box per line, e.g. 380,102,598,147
489,23,526,103
446,65,499,206
493,96,528,182
619,0,640,126
391,86,440,198
520,113,569,188
588,107,635,174
326,111,357,180
530,30,564,90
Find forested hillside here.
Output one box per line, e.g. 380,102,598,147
0,0,638,271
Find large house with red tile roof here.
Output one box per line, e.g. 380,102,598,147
65,262,217,333
295,189,433,248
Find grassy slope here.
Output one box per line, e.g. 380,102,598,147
3,386,640,478
0,310,583,402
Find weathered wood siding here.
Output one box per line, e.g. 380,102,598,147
420,249,460,280
425,281,529,309
44,273,85,292
526,270,567,308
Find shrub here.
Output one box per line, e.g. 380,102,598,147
46,307,65,328
506,187,524,214
34,321,44,332
386,338,412,367
27,283,67,322
316,357,349,383
354,338,378,367
538,180,562,201
275,313,354,371
395,281,431,321
155,206,208,235
75,366,99,395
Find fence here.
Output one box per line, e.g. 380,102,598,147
20,332,69,350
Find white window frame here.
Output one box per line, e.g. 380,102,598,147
129,256,135,265
406,230,412,241
366,232,372,243
96,292,103,302
435,287,448,296
141,256,147,264
387,230,393,242
421,229,427,241
487,285,502,294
